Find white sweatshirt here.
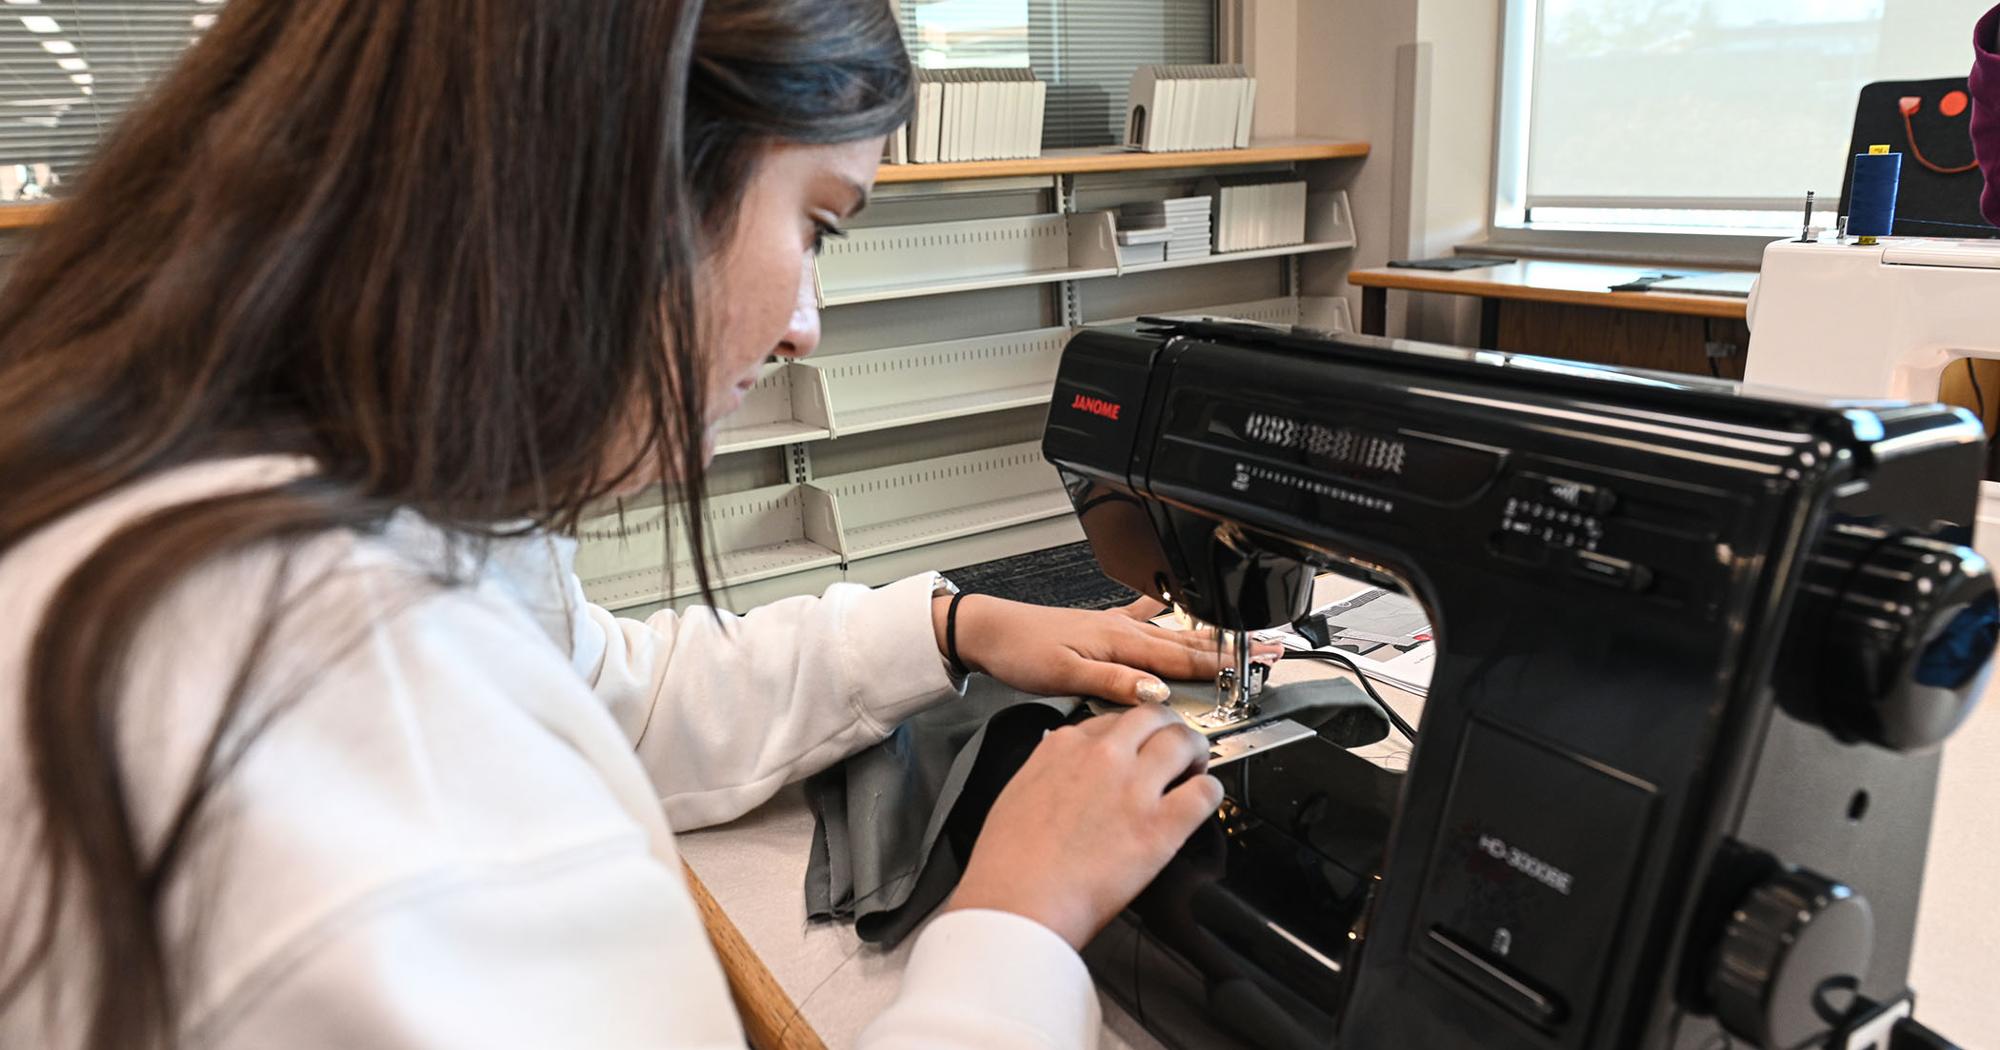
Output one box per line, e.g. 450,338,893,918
0,456,1101,1049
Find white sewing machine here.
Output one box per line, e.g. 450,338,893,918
1746,236,2000,1041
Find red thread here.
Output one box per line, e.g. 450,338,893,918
1901,105,1978,175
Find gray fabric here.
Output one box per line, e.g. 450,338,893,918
805,677,1080,947
804,675,1390,949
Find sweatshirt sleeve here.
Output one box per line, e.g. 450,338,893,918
1970,4,2000,227
567,571,966,830
856,910,1102,1050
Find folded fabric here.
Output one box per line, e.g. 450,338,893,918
804,674,1391,949
805,676,1083,948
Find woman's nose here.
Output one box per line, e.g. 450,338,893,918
774,260,821,360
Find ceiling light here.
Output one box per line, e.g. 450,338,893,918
20,116,59,127
39,39,74,53
3,1,43,6
7,96,78,107
69,73,91,85
78,85,91,95
20,14,59,31
55,57,84,71
191,12,214,28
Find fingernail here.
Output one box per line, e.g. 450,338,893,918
1136,679,1171,704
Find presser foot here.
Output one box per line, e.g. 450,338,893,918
1199,660,1267,730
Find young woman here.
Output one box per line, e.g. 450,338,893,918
0,1,1238,1047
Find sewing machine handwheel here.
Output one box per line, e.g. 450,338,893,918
1824,535,1996,752
1709,867,1873,1050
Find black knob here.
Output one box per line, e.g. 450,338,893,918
1709,868,1874,1049
1811,527,1997,751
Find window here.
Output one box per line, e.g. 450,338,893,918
899,0,1214,150
1,0,219,201
1497,0,1993,235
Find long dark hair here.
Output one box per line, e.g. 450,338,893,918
0,2,911,1047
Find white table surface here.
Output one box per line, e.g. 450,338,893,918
675,577,1422,1048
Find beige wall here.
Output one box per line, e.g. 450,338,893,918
1407,0,1501,343
1263,0,1500,342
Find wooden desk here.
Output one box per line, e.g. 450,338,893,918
1348,261,1752,378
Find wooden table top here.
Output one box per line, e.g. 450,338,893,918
1349,260,1750,320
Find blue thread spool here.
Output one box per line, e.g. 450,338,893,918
1848,147,1901,243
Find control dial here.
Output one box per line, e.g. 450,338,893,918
1806,527,1997,751
1708,868,1873,1049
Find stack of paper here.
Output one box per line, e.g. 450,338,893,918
1252,586,1435,696
1118,196,1211,262
1123,64,1257,153
1114,226,1171,266
896,68,1047,164
1215,180,1307,252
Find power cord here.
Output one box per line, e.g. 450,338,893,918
1964,358,1986,424
1279,649,1419,743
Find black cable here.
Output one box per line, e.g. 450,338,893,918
1965,358,1987,424
1279,649,1419,743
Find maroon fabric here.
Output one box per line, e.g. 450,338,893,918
1973,4,2000,225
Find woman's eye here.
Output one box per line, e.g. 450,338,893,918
811,221,847,255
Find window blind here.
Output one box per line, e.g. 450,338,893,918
900,0,1215,150
1521,0,1990,213
0,0,217,200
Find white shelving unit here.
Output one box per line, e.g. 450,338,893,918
575,482,843,612
577,141,1368,613
795,326,1069,437
810,441,1071,562
815,211,1118,307
713,361,831,455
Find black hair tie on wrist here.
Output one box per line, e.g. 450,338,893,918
945,591,972,679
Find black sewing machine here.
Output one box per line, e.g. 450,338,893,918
1043,318,1995,1050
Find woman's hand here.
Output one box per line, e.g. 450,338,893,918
941,702,1222,949
933,594,1279,705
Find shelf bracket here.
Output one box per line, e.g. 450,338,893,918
785,442,813,485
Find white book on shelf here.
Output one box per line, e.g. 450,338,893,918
993,72,1012,161
1006,69,1028,159
1233,67,1256,149
1193,66,1213,149
1156,70,1182,151
958,69,979,162
1202,67,1232,149
940,70,959,162
1182,68,1206,150
1176,67,1208,149
1026,78,1046,159
957,70,977,163
916,75,942,163
1009,71,1025,159
1260,183,1273,249
973,73,997,161
937,71,956,162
